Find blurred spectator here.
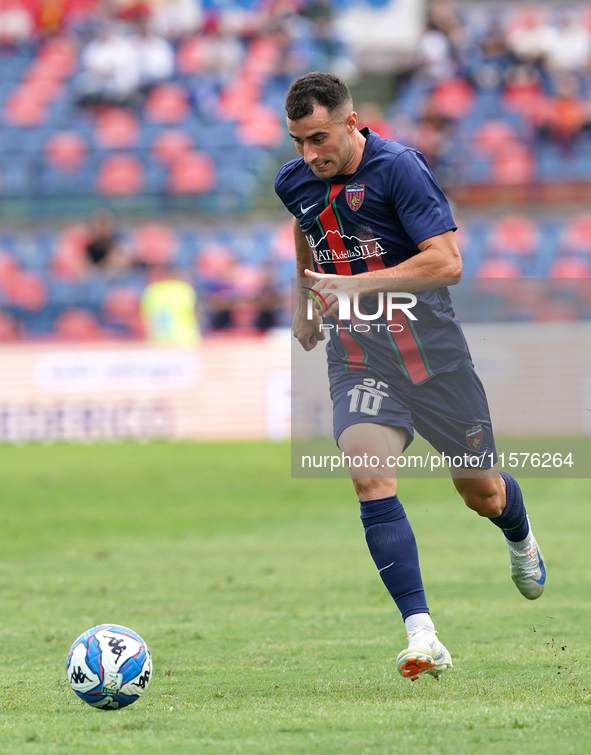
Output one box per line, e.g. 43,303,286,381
507,8,555,67
0,3,34,44
252,270,282,331
414,27,456,82
196,245,238,331
141,266,201,346
468,23,514,91
129,16,175,95
84,209,128,275
151,0,201,39
76,23,140,107
545,10,591,73
299,0,352,77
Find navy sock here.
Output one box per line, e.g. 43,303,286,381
489,472,530,542
360,495,429,621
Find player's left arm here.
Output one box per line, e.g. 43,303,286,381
304,229,462,307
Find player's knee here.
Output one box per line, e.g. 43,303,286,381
462,490,504,518
352,477,397,501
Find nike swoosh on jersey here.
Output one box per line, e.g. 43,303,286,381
300,203,318,214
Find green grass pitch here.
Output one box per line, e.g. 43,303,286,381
1,440,591,755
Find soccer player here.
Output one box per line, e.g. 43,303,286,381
275,72,546,681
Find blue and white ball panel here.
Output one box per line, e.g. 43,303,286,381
66,624,152,710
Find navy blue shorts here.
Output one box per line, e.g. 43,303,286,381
330,361,497,468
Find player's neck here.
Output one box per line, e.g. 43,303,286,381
337,130,367,176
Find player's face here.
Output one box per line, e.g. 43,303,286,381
287,106,358,178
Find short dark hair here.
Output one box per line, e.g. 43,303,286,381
285,72,352,121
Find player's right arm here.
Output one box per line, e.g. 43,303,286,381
292,217,325,351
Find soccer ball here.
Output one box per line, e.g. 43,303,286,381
66,624,152,710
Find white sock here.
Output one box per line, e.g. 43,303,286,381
405,613,435,635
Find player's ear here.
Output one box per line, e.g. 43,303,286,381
345,110,357,133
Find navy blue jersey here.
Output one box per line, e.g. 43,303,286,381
276,128,470,384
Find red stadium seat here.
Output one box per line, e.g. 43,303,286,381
133,223,176,265
35,36,78,78
151,129,193,164
431,78,475,119
177,36,209,75
548,257,591,278
96,154,145,195
3,88,47,127
95,108,140,149
144,83,190,124
237,106,282,147
243,37,278,77
491,142,535,185
0,250,19,278
473,120,520,155
218,78,259,120
21,75,64,103
488,215,539,255
561,214,591,254
3,270,47,311
194,244,235,278
45,131,88,173
168,151,216,194
476,258,523,278
54,309,105,341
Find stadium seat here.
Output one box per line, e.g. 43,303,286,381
430,78,475,120
218,78,260,121
548,256,591,278
145,83,190,124
94,108,140,150
21,75,64,104
176,36,209,75
2,269,47,311
476,258,523,278
45,131,88,173
132,223,176,265
34,37,77,79
53,308,106,341
3,87,48,127
168,151,216,194
491,142,535,185
561,214,591,254
473,120,520,155
96,154,145,195
488,215,539,255
151,129,194,164
236,106,282,148
242,37,277,78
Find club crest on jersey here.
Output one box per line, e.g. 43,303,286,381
346,184,364,212
466,425,483,452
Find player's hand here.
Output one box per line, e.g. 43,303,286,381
292,301,325,351
304,269,363,318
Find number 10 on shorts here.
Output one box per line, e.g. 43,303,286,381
347,379,388,416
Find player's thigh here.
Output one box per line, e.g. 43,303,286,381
330,373,412,499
